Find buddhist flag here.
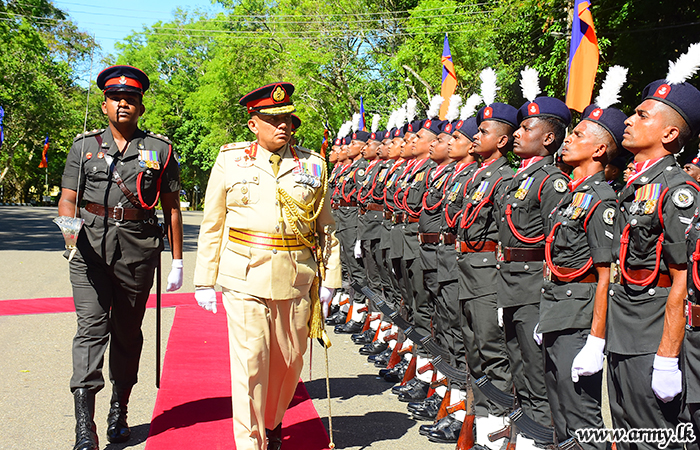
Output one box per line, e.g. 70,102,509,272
359,96,366,131
320,128,329,159
565,0,599,112
440,34,457,120
39,135,49,168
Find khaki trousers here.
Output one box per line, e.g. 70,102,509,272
222,288,310,450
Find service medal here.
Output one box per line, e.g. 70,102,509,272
643,199,656,215
629,202,639,215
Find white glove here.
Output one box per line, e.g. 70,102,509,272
354,240,363,259
497,308,504,328
166,259,184,292
652,355,682,402
571,334,605,382
320,286,335,318
195,287,217,314
533,322,543,346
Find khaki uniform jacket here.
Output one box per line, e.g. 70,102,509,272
193,142,341,300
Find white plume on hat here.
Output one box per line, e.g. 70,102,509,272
386,110,396,132
351,113,361,132
595,65,628,109
371,114,381,133
395,105,407,127
480,68,499,106
445,94,462,122
520,66,541,102
666,42,700,85
460,94,482,120
406,98,418,123
426,95,444,120
338,121,352,139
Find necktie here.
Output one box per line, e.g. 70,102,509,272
270,153,281,177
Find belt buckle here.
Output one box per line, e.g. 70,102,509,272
439,233,445,244
543,264,552,282
455,240,462,253
610,262,621,284
112,204,125,222
496,242,505,262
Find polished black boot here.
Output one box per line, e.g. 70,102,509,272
106,386,132,443
408,392,443,420
266,423,282,450
325,310,347,325
334,319,363,334
359,341,388,355
73,388,98,450
351,329,374,344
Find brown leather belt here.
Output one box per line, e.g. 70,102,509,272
621,269,672,288
418,233,440,244
546,265,598,283
441,233,457,245
331,199,340,210
393,212,406,224
360,203,383,215
687,300,700,328
406,216,419,224
339,199,358,207
85,202,153,222
383,210,393,220
457,240,497,253
504,247,545,262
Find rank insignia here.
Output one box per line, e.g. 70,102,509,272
515,177,534,200
553,178,568,193
673,188,694,209
272,85,286,102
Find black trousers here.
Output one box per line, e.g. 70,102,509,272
543,329,604,450
69,246,157,393
336,226,367,303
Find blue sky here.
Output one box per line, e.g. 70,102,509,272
53,0,224,75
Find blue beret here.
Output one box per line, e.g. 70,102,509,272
370,130,386,142
333,138,342,146
581,105,628,149
343,135,353,145
390,127,404,139
477,103,518,128
239,82,296,115
422,119,448,136
352,130,371,142
443,121,459,135
97,65,150,94
643,79,700,135
404,119,424,135
452,117,479,141
517,96,572,126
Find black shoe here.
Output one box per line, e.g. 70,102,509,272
73,388,98,450
398,379,430,402
334,320,363,334
391,377,420,395
328,304,339,316
427,414,466,443
325,310,347,325
379,358,406,378
106,387,131,443
408,392,442,420
359,341,388,356
419,413,455,436
266,423,282,450
382,362,407,383
352,329,374,344
371,348,393,367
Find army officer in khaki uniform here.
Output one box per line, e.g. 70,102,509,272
193,82,341,450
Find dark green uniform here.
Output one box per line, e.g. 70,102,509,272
357,159,388,299
495,154,568,427
61,127,179,393
541,171,615,449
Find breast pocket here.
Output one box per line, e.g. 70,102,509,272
85,161,110,182
228,176,260,206
293,184,316,203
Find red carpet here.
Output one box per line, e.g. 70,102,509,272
145,303,331,450
0,292,193,316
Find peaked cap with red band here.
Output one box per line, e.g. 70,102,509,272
477,103,518,128
291,114,301,131
517,96,572,126
239,82,296,115
643,79,700,135
97,65,150,95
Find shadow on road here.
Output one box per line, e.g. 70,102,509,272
104,423,150,449
321,412,417,449
305,374,395,401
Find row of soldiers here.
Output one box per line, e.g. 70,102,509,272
323,43,700,450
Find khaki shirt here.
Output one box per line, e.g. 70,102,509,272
193,142,341,300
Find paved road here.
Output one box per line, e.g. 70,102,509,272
0,206,455,450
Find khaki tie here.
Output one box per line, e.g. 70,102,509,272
270,153,281,177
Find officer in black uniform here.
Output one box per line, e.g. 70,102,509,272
58,66,183,450
607,75,700,450
541,100,625,449
495,96,571,428
684,175,700,450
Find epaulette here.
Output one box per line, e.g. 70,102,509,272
146,131,172,144
220,141,252,152
73,128,105,142
294,145,324,162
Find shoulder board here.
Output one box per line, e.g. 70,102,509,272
220,141,252,152
146,131,172,144
661,164,696,189
294,145,324,162
73,128,105,142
